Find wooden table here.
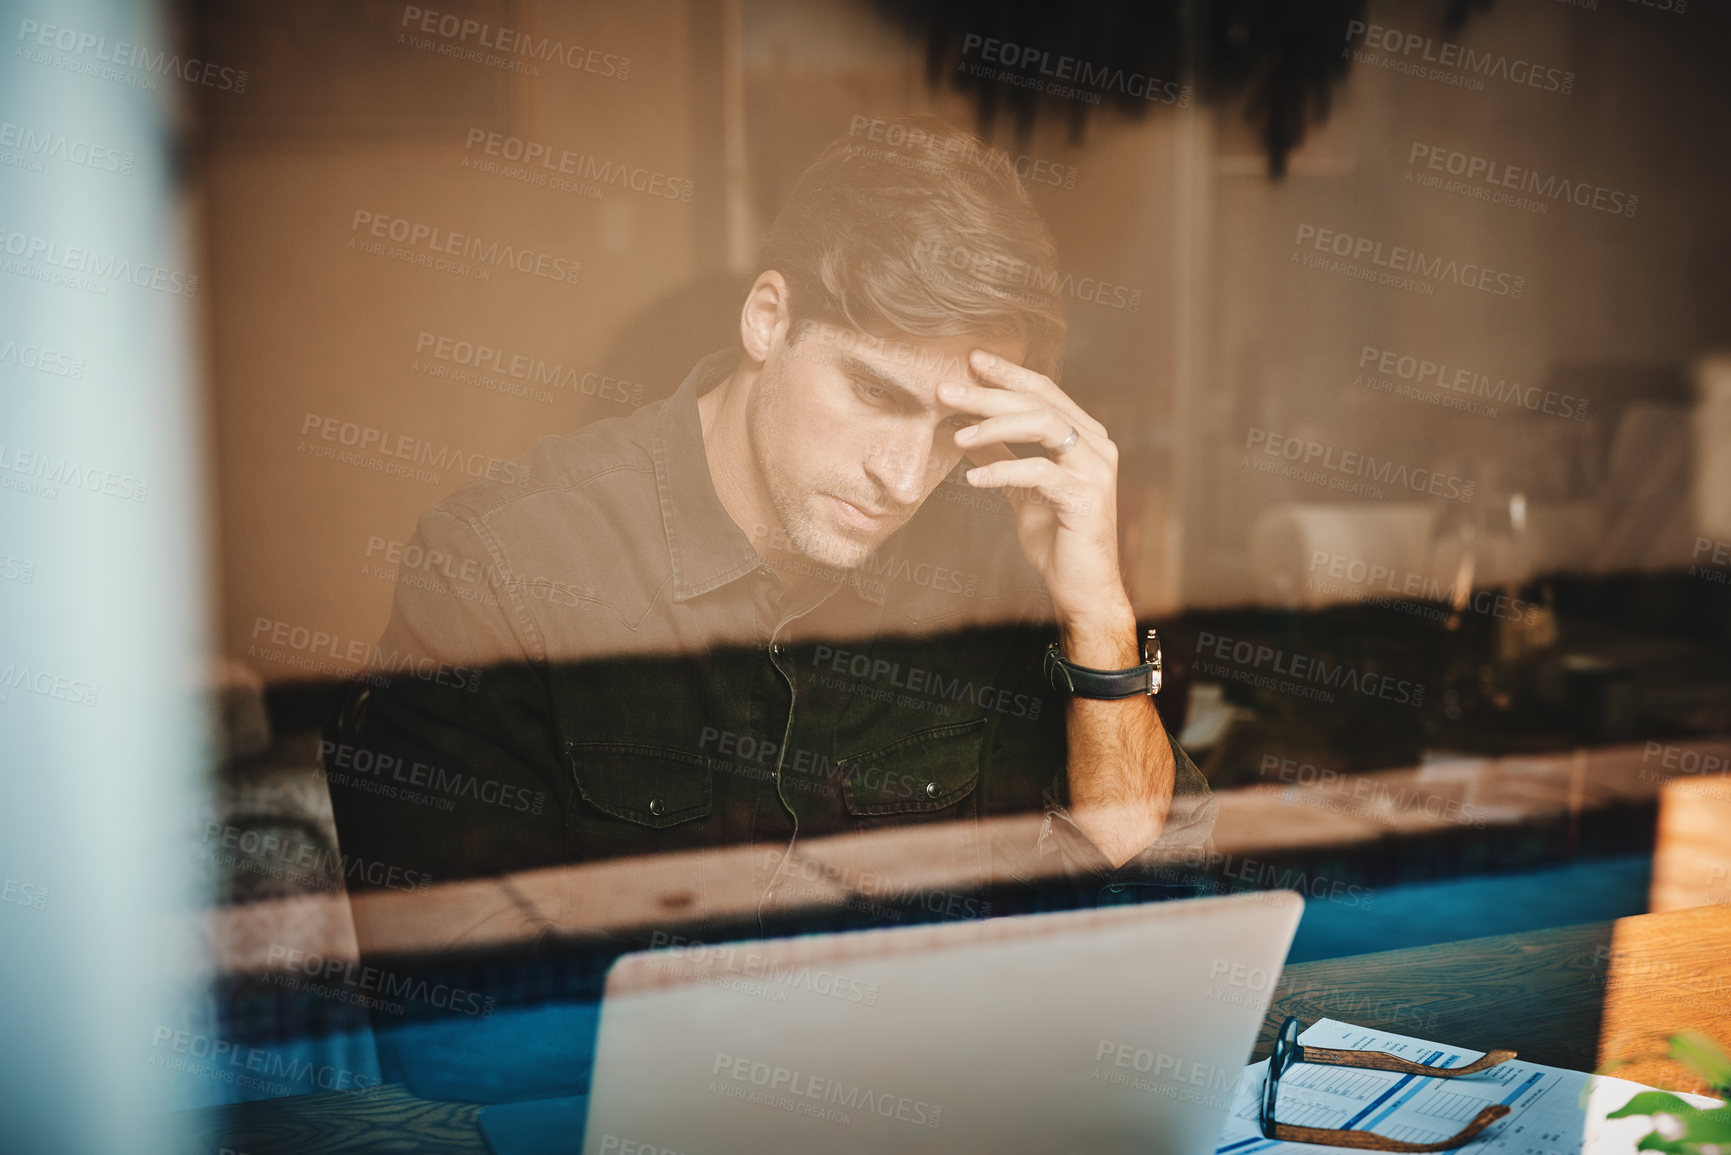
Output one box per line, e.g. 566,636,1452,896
178,904,1731,1154
1255,902,1731,1095
184,1082,487,1153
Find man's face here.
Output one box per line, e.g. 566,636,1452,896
746,323,1027,569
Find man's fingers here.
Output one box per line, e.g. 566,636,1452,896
955,409,1093,458
966,349,1052,396
938,379,1035,419
964,455,1094,514
966,350,1106,437
941,380,1107,446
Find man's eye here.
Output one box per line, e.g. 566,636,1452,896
855,381,889,402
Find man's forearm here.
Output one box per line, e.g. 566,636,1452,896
1058,606,1177,868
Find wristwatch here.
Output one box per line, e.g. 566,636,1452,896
1043,628,1162,699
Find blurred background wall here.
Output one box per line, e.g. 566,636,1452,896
194,0,1731,687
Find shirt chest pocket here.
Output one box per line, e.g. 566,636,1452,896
567,742,713,829
838,717,986,817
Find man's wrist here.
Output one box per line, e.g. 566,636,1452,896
1056,599,1138,669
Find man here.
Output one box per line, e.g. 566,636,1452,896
324,114,1214,949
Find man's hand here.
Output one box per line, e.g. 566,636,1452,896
938,349,1131,649
939,349,1174,868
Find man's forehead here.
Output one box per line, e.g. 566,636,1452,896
800,322,1012,390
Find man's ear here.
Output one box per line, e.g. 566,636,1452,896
739,271,792,363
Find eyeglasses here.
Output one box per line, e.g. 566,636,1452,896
1260,1017,1518,1152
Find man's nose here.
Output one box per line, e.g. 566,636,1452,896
865,435,934,505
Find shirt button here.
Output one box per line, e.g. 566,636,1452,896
925,782,941,798
648,798,665,816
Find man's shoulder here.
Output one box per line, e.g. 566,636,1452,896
434,402,664,531
407,402,676,629
395,401,679,641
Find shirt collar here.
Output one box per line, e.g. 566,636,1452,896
653,350,885,606
654,351,765,602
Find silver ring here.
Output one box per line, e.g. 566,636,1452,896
1054,426,1080,456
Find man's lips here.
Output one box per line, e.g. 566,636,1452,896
826,494,900,530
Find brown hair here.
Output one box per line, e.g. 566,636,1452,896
758,114,1067,378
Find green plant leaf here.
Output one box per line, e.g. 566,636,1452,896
1668,1033,1731,1094
1632,1134,1687,1153
1672,1106,1731,1142
1609,1092,1699,1119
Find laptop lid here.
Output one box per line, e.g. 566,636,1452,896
581,891,1303,1154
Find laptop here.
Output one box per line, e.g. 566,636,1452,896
570,891,1302,1154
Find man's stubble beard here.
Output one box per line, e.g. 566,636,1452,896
746,357,884,572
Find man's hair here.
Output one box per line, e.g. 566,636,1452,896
759,114,1067,378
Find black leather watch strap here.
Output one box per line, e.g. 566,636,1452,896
1043,628,1163,699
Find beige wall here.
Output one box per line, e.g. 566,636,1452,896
206,0,703,677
